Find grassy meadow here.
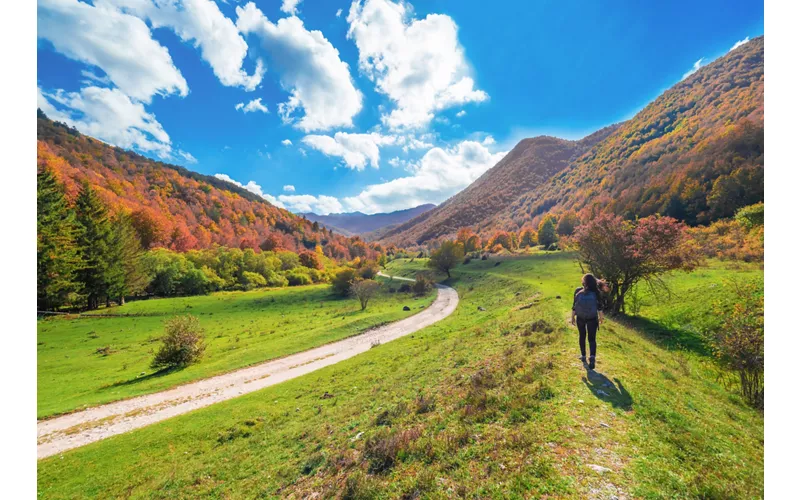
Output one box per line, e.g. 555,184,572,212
38,252,764,498
37,280,436,419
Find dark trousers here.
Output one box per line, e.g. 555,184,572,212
577,317,598,358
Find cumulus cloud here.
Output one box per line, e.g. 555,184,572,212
336,8,343,18
682,58,705,80
282,139,293,146
456,110,466,118
341,140,506,213
38,0,188,103
106,0,264,91
283,185,296,192
281,0,302,15
302,132,399,170
278,194,344,214
214,173,286,208
347,0,488,129
38,85,180,159
235,98,269,113
730,36,750,52
236,2,363,131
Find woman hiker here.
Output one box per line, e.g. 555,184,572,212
571,273,608,370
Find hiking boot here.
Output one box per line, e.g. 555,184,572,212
579,356,587,364
588,356,596,370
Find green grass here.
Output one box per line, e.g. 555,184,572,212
38,253,763,498
37,280,436,419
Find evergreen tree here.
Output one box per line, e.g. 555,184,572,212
75,181,114,309
108,213,150,305
37,167,82,311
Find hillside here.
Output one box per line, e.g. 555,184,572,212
37,113,358,259
303,204,436,237
379,127,619,245
382,37,764,246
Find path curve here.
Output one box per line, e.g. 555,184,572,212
37,274,458,459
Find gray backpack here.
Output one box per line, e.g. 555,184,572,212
574,291,598,320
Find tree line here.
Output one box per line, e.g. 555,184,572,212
37,166,360,311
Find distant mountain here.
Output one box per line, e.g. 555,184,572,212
303,204,436,236
36,112,359,259
377,127,619,245
381,36,764,247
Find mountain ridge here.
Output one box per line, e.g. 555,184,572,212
380,36,764,247
302,204,436,236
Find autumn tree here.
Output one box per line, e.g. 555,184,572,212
351,279,381,311
488,231,513,251
556,211,580,236
299,251,323,270
37,166,82,310
537,215,559,247
75,181,115,309
456,228,480,252
519,229,537,248
428,240,465,278
575,214,700,314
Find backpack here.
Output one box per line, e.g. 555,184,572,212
574,290,598,320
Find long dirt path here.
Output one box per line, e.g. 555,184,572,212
37,274,458,459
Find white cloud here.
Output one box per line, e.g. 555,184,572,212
236,2,363,131
38,0,188,103
177,150,198,164
682,58,705,80
342,139,506,213
278,194,344,214
730,36,750,52
282,139,293,146
482,135,495,145
38,85,180,159
456,110,466,118
107,0,264,91
214,173,286,208
347,0,488,129
336,8,343,18
283,185,296,192
281,0,302,15
301,132,399,170
235,98,269,113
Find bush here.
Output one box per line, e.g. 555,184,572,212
412,274,433,296
734,202,764,228
152,315,206,369
286,268,312,286
263,269,289,288
332,268,357,296
240,271,267,290
709,281,764,408
358,262,379,280
398,283,412,293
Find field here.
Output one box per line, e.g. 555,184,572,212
37,252,764,498
37,280,436,419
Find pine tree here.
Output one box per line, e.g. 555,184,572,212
107,213,149,305
75,181,114,309
37,166,82,311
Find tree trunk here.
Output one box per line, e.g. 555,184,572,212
119,296,125,306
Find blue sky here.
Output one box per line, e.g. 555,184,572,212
37,0,763,215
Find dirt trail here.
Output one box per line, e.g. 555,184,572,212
37,274,458,459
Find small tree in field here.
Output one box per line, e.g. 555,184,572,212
331,268,357,296
351,279,381,310
574,214,700,314
152,315,206,369
709,281,764,408
537,215,559,247
428,240,465,278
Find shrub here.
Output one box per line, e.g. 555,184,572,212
240,271,267,290
412,274,433,296
298,251,324,270
263,269,289,288
734,202,764,228
331,268,357,296
286,268,312,286
358,261,379,280
708,281,764,408
151,315,206,369
398,283,412,293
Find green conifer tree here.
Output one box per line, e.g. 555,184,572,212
75,181,114,309
37,167,82,310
